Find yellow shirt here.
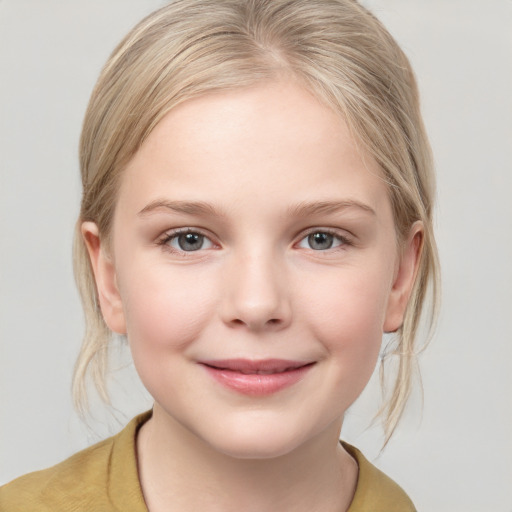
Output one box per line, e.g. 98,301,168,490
0,411,416,511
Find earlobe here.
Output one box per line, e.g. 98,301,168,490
383,222,424,333
81,222,127,334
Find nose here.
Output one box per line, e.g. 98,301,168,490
220,250,292,332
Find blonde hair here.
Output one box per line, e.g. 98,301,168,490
73,0,440,442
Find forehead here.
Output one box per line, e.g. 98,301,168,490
118,81,389,219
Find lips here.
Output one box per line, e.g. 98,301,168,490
199,359,314,396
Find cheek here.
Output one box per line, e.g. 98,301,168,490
301,263,392,371
117,260,217,356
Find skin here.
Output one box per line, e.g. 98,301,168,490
83,80,422,512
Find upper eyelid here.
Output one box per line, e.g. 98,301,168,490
161,226,212,238
296,226,354,240
158,227,217,245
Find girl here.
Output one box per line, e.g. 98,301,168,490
0,0,439,510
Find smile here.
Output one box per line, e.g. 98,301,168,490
199,359,315,396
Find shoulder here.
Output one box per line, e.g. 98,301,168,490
0,412,151,512
0,437,115,512
343,442,416,512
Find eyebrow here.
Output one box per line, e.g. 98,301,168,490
138,199,225,218
138,198,376,219
286,200,376,218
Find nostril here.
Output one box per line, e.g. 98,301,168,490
229,317,283,329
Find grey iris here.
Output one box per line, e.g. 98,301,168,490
178,233,204,251
308,232,334,250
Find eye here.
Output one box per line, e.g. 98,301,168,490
165,230,214,252
297,231,348,251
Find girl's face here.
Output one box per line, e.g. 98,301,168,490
84,81,421,458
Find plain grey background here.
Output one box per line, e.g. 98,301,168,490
1,1,511,510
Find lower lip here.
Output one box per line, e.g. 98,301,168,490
201,364,313,396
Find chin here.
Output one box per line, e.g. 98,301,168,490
200,419,316,460
211,435,301,460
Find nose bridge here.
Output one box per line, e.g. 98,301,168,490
221,242,291,331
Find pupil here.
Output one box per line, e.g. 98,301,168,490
309,232,333,250
178,233,203,251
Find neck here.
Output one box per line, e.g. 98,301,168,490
136,405,358,512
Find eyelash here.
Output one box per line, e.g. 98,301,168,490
157,228,216,254
297,228,353,252
156,227,353,254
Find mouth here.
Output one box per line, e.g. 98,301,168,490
198,359,315,396
201,359,313,373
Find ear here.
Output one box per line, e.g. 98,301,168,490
383,221,424,333
81,222,127,334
